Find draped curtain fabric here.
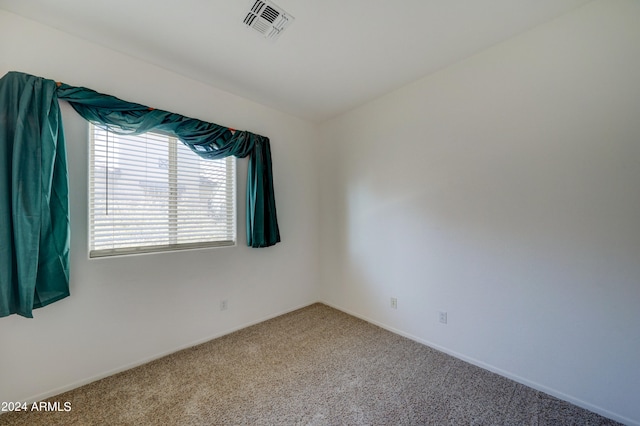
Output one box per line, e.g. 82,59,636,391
55,82,281,248
0,71,280,318
0,72,70,318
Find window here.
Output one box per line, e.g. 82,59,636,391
89,124,236,258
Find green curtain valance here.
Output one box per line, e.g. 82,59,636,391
0,71,280,318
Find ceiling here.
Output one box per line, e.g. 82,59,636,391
0,0,591,122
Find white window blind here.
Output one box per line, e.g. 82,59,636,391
89,124,236,258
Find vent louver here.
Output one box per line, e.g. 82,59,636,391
243,0,294,41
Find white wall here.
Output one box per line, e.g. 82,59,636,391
319,1,640,424
0,11,320,404
3,1,640,424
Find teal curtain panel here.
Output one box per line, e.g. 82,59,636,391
0,72,70,318
0,71,280,318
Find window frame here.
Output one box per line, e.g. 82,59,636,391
88,124,237,258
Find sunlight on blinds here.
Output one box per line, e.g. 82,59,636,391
89,125,236,257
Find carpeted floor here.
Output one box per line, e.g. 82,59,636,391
1,303,621,425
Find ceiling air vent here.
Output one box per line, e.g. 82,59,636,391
243,0,294,41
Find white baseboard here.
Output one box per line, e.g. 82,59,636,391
320,300,637,426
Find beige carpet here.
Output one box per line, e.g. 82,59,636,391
1,303,620,425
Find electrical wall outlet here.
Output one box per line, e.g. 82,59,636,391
390,297,398,309
439,311,448,324
220,300,228,311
